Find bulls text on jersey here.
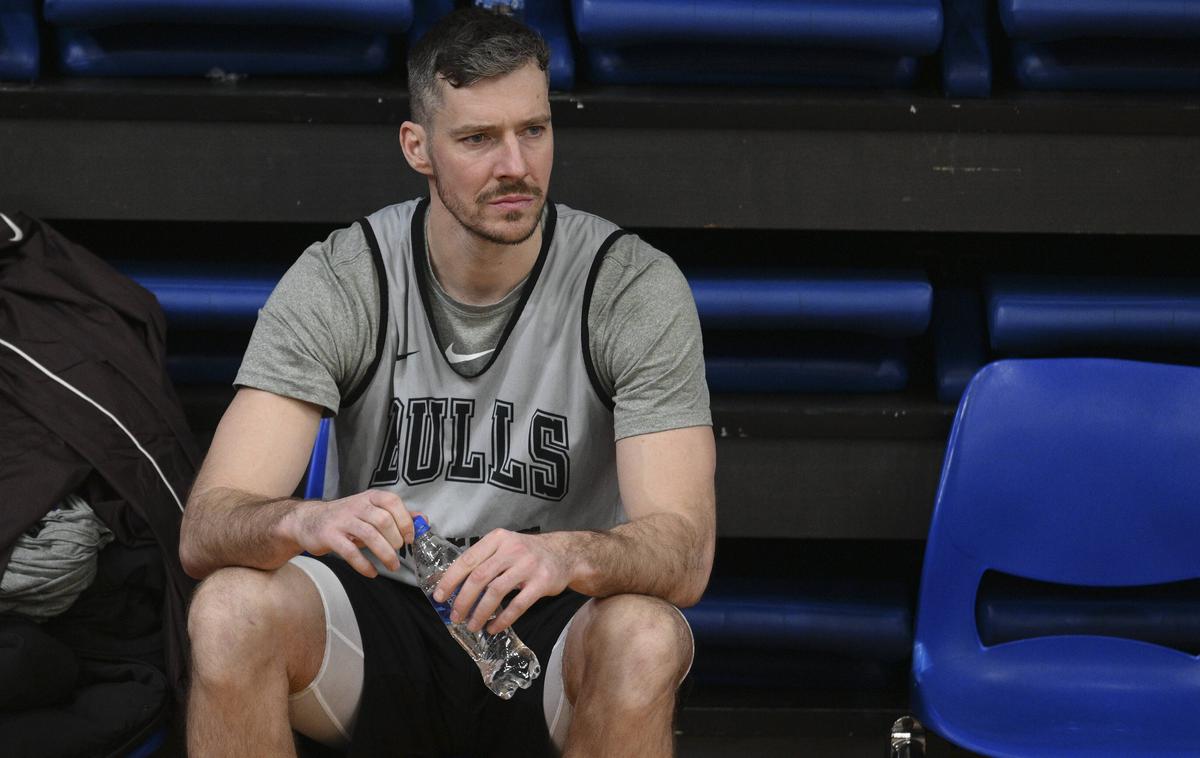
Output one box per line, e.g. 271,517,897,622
368,397,570,501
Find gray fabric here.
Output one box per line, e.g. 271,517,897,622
0,495,114,621
235,223,378,414
330,200,625,586
236,202,710,441
421,216,528,374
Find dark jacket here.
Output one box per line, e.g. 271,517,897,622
0,211,198,706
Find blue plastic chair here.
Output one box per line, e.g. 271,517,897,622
912,358,1200,757
303,417,331,500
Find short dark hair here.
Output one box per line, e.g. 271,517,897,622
407,8,550,125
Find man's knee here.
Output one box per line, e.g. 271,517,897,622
576,595,692,704
188,565,316,687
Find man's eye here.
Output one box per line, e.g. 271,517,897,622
525,126,544,137
462,134,487,145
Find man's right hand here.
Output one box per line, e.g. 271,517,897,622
282,490,418,578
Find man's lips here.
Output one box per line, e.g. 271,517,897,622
488,195,534,211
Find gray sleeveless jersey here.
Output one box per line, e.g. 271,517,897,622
327,198,626,585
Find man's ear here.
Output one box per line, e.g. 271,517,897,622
400,121,434,177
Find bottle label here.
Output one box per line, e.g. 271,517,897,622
428,589,457,625
424,582,486,627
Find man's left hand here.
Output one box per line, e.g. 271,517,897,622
433,529,574,634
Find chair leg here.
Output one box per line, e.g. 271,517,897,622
889,716,926,758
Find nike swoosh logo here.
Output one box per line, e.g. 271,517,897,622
395,350,420,360
445,343,495,364
1,213,22,243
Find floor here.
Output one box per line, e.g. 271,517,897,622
675,707,980,757
154,694,984,757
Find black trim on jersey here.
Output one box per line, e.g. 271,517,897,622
341,217,390,409
580,230,627,411
412,198,558,379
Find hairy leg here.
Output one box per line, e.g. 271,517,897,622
186,563,326,757
560,594,693,758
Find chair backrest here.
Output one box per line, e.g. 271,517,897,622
303,417,331,500
916,358,1200,659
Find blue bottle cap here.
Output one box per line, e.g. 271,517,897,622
413,515,430,537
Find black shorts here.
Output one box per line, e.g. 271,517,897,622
314,556,589,758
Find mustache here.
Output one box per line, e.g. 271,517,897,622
477,183,543,204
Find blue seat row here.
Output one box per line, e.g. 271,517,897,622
0,0,38,80
574,0,941,88
943,0,1200,95
4,0,580,88
129,266,932,394
137,266,1200,402
131,268,933,332
43,0,414,30
8,0,1198,93
31,0,413,78
935,275,1200,403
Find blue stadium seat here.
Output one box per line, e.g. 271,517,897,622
1011,39,1200,92
304,417,332,500
698,271,928,393
1000,0,1200,42
584,45,918,88
56,26,393,77
43,0,413,30
46,0,411,77
705,339,910,394
573,0,942,88
999,0,1200,91
127,269,277,328
987,275,1200,355
0,0,39,81
685,577,912,662
690,271,931,336
913,358,1200,756
573,0,943,53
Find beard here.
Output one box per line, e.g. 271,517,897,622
434,178,545,246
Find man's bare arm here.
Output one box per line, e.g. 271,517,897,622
179,388,416,580
437,425,717,633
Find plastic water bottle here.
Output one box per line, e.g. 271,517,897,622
411,515,541,699
889,716,926,758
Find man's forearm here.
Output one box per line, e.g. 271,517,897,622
179,486,304,579
555,511,714,608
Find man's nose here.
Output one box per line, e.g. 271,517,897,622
493,133,528,179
